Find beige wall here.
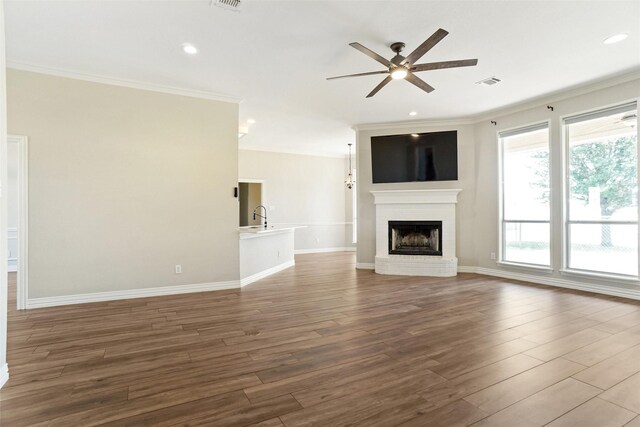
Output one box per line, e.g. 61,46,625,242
7,69,240,298
356,124,476,266
239,150,354,251
473,77,640,292
356,75,640,295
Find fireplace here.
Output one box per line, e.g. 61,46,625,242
388,221,443,256
371,189,461,277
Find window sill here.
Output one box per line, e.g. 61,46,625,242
560,269,640,284
496,261,554,273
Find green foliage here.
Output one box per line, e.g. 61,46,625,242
568,136,637,217
533,135,637,216
531,150,550,204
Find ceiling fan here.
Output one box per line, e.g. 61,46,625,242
328,28,478,98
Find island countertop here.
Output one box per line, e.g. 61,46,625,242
238,225,306,239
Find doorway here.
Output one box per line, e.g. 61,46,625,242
238,179,265,227
7,135,28,310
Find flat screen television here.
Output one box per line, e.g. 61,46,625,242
371,130,458,183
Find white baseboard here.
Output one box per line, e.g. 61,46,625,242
240,260,295,287
458,266,640,301
295,247,356,254
26,280,240,309
356,262,375,270
0,363,8,389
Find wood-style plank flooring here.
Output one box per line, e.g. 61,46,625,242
2,252,640,426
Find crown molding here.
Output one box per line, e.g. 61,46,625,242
473,68,640,123
352,118,475,132
7,60,243,104
238,145,348,158
352,68,640,132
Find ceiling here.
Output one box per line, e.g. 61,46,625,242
4,1,640,156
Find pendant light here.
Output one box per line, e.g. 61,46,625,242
345,143,355,189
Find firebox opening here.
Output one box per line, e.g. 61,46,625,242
388,220,443,256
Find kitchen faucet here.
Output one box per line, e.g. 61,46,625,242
253,205,268,228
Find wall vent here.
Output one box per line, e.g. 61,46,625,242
211,0,241,12
476,76,501,86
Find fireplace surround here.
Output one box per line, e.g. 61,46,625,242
371,189,461,277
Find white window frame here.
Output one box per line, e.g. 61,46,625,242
498,121,552,269
561,101,639,280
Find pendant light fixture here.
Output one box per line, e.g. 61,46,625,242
345,143,355,189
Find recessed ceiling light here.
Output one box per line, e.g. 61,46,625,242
603,33,628,44
182,43,198,55
247,118,256,124
409,111,417,116
411,133,420,137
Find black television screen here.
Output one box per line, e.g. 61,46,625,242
371,131,458,183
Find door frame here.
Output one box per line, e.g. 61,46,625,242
8,135,28,310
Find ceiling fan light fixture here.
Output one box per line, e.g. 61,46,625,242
328,28,478,98
391,67,408,80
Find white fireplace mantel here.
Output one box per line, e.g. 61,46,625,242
371,189,462,205
371,189,462,277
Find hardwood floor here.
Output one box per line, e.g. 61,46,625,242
2,252,640,426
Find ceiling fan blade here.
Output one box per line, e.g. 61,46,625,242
401,28,449,66
366,76,393,98
411,59,478,72
349,42,393,67
405,73,435,93
327,70,389,80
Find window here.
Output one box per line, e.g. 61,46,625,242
500,123,551,267
564,103,638,277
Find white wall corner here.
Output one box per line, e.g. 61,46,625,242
0,363,8,389
356,262,375,270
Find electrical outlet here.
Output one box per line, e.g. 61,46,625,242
490,252,496,260
315,237,320,244
175,264,182,274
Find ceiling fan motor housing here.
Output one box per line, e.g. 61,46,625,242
390,42,406,53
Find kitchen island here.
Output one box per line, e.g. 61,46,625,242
239,225,303,286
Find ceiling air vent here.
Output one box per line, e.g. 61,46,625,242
211,0,241,12
476,76,501,86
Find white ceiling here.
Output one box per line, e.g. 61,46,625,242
4,0,640,156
